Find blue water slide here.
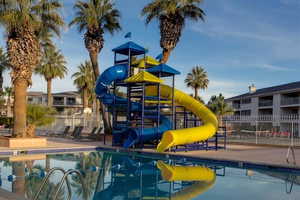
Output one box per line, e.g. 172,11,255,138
95,64,172,148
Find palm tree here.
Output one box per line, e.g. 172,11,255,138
0,0,64,138
35,46,67,106
0,47,10,93
189,93,205,104
185,66,209,99
207,93,233,126
141,0,205,63
72,61,95,111
70,0,121,133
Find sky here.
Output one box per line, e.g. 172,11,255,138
2,0,300,102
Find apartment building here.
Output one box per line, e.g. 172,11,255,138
225,82,300,136
226,82,300,117
27,91,83,115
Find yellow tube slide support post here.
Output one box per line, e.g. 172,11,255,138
146,85,218,152
157,161,216,200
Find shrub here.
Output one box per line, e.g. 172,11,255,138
26,105,57,137
0,117,13,128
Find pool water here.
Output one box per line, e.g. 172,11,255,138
0,151,299,200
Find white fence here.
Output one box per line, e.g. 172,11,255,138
222,115,300,146
223,115,300,122
36,115,103,134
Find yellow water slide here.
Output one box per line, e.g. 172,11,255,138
157,161,216,200
146,85,218,152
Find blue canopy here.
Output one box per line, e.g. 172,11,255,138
112,41,146,56
147,64,181,77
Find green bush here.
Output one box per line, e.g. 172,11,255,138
0,117,13,128
27,104,57,127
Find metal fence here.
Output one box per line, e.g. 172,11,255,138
222,115,300,147
36,114,103,135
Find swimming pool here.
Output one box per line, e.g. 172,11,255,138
0,150,299,200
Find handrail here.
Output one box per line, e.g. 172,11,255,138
53,169,87,200
286,123,297,165
285,174,296,194
33,167,72,200
33,168,86,200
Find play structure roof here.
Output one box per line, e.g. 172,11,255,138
112,41,147,56
132,56,160,68
125,71,163,83
147,64,181,77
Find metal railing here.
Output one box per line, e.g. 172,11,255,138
223,115,300,122
33,167,87,200
36,115,103,136
53,101,65,105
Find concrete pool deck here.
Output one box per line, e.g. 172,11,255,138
0,137,299,170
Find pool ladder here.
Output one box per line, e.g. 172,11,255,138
33,167,87,200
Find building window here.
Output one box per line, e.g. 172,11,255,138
232,100,241,109
67,97,76,105
241,110,251,116
241,98,251,104
53,97,64,105
38,97,43,104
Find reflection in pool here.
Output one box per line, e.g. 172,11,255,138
157,160,216,199
0,151,299,200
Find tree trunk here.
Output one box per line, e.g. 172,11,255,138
47,79,52,107
0,71,3,93
218,115,223,127
89,52,100,79
160,48,171,64
12,162,25,195
194,88,198,99
13,78,28,138
26,124,36,138
83,87,88,110
89,51,112,133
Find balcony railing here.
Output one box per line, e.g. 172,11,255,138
53,101,64,105
258,100,273,107
67,101,76,105
223,115,299,122
281,97,300,106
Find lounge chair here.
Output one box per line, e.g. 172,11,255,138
71,126,84,139
75,127,104,141
51,126,71,137
95,127,105,141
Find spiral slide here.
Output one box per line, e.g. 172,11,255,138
157,161,216,199
146,85,218,152
95,64,172,148
96,64,218,150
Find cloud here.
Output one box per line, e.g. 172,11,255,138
258,64,292,72
191,25,279,42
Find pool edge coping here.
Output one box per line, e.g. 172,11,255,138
0,144,299,174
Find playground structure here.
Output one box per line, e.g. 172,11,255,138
95,40,225,152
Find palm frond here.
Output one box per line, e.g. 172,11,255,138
70,0,121,35
35,45,67,80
